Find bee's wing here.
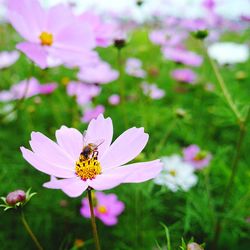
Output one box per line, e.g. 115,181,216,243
89,139,105,149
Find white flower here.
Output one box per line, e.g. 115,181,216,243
0,51,20,69
154,155,198,192
208,42,249,65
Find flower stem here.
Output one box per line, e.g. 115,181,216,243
117,48,128,128
212,106,250,249
20,210,43,250
201,41,243,122
87,188,101,250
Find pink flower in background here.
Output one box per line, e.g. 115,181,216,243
125,58,146,78
171,68,197,84
108,94,120,106
21,115,162,197
8,0,96,69
78,60,119,84
162,47,203,67
202,0,216,11
149,30,187,47
67,81,101,106
80,192,125,226
78,11,116,47
81,105,105,123
141,82,165,100
0,77,57,101
0,50,19,69
183,144,212,169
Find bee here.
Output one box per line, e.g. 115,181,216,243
80,131,104,161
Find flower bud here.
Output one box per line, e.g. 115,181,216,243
191,30,209,40
114,39,126,50
6,190,26,206
187,242,204,250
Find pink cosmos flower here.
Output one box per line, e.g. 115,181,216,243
78,11,115,48
8,0,96,69
0,50,19,69
80,192,124,226
67,81,101,106
81,105,105,123
171,68,197,84
0,77,57,101
149,30,187,47
20,114,163,197
183,144,212,169
162,47,203,67
77,60,119,84
141,82,165,100
125,58,146,78
108,94,120,106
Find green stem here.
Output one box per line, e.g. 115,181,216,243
201,42,242,122
117,48,128,128
20,210,43,250
212,106,249,249
87,188,101,250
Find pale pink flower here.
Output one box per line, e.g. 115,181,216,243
183,144,212,169
141,82,165,100
0,77,57,101
108,94,120,106
67,81,101,106
80,192,124,226
77,60,119,84
21,115,162,197
78,11,116,47
0,50,19,69
8,0,96,69
125,58,146,78
81,105,105,123
171,68,197,84
162,47,203,67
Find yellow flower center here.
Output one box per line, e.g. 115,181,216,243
169,169,177,176
75,157,102,181
39,32,53,46
97,205,107,214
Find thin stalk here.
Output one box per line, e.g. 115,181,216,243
201,42,242,122
87,188,101,250
212,106,249,249
20,210,43,250
117,48,128,128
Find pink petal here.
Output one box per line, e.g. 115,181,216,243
105,160,163,183
20,147,75,178
55,126,83,161
98,214,118,226
45,4,74,34
85,114,113,160
8,0,45,41
87,173,126,190
29,132,74,168
43,177,88,197
100,127,149,169
17,42,48,69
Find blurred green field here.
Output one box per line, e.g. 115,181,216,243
0,24,250,250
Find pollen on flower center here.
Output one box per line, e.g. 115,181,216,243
97,205,107,214
39,32,53,46
75,157,102,181
169,169,177,176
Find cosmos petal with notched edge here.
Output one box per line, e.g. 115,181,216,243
55,126,83,161
29,132,74,167
105,160,163,183
17,42,48,69
85,114,113,160
43,177,88,197
20,147,75,178
8,0,45,42
100,127,149,169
